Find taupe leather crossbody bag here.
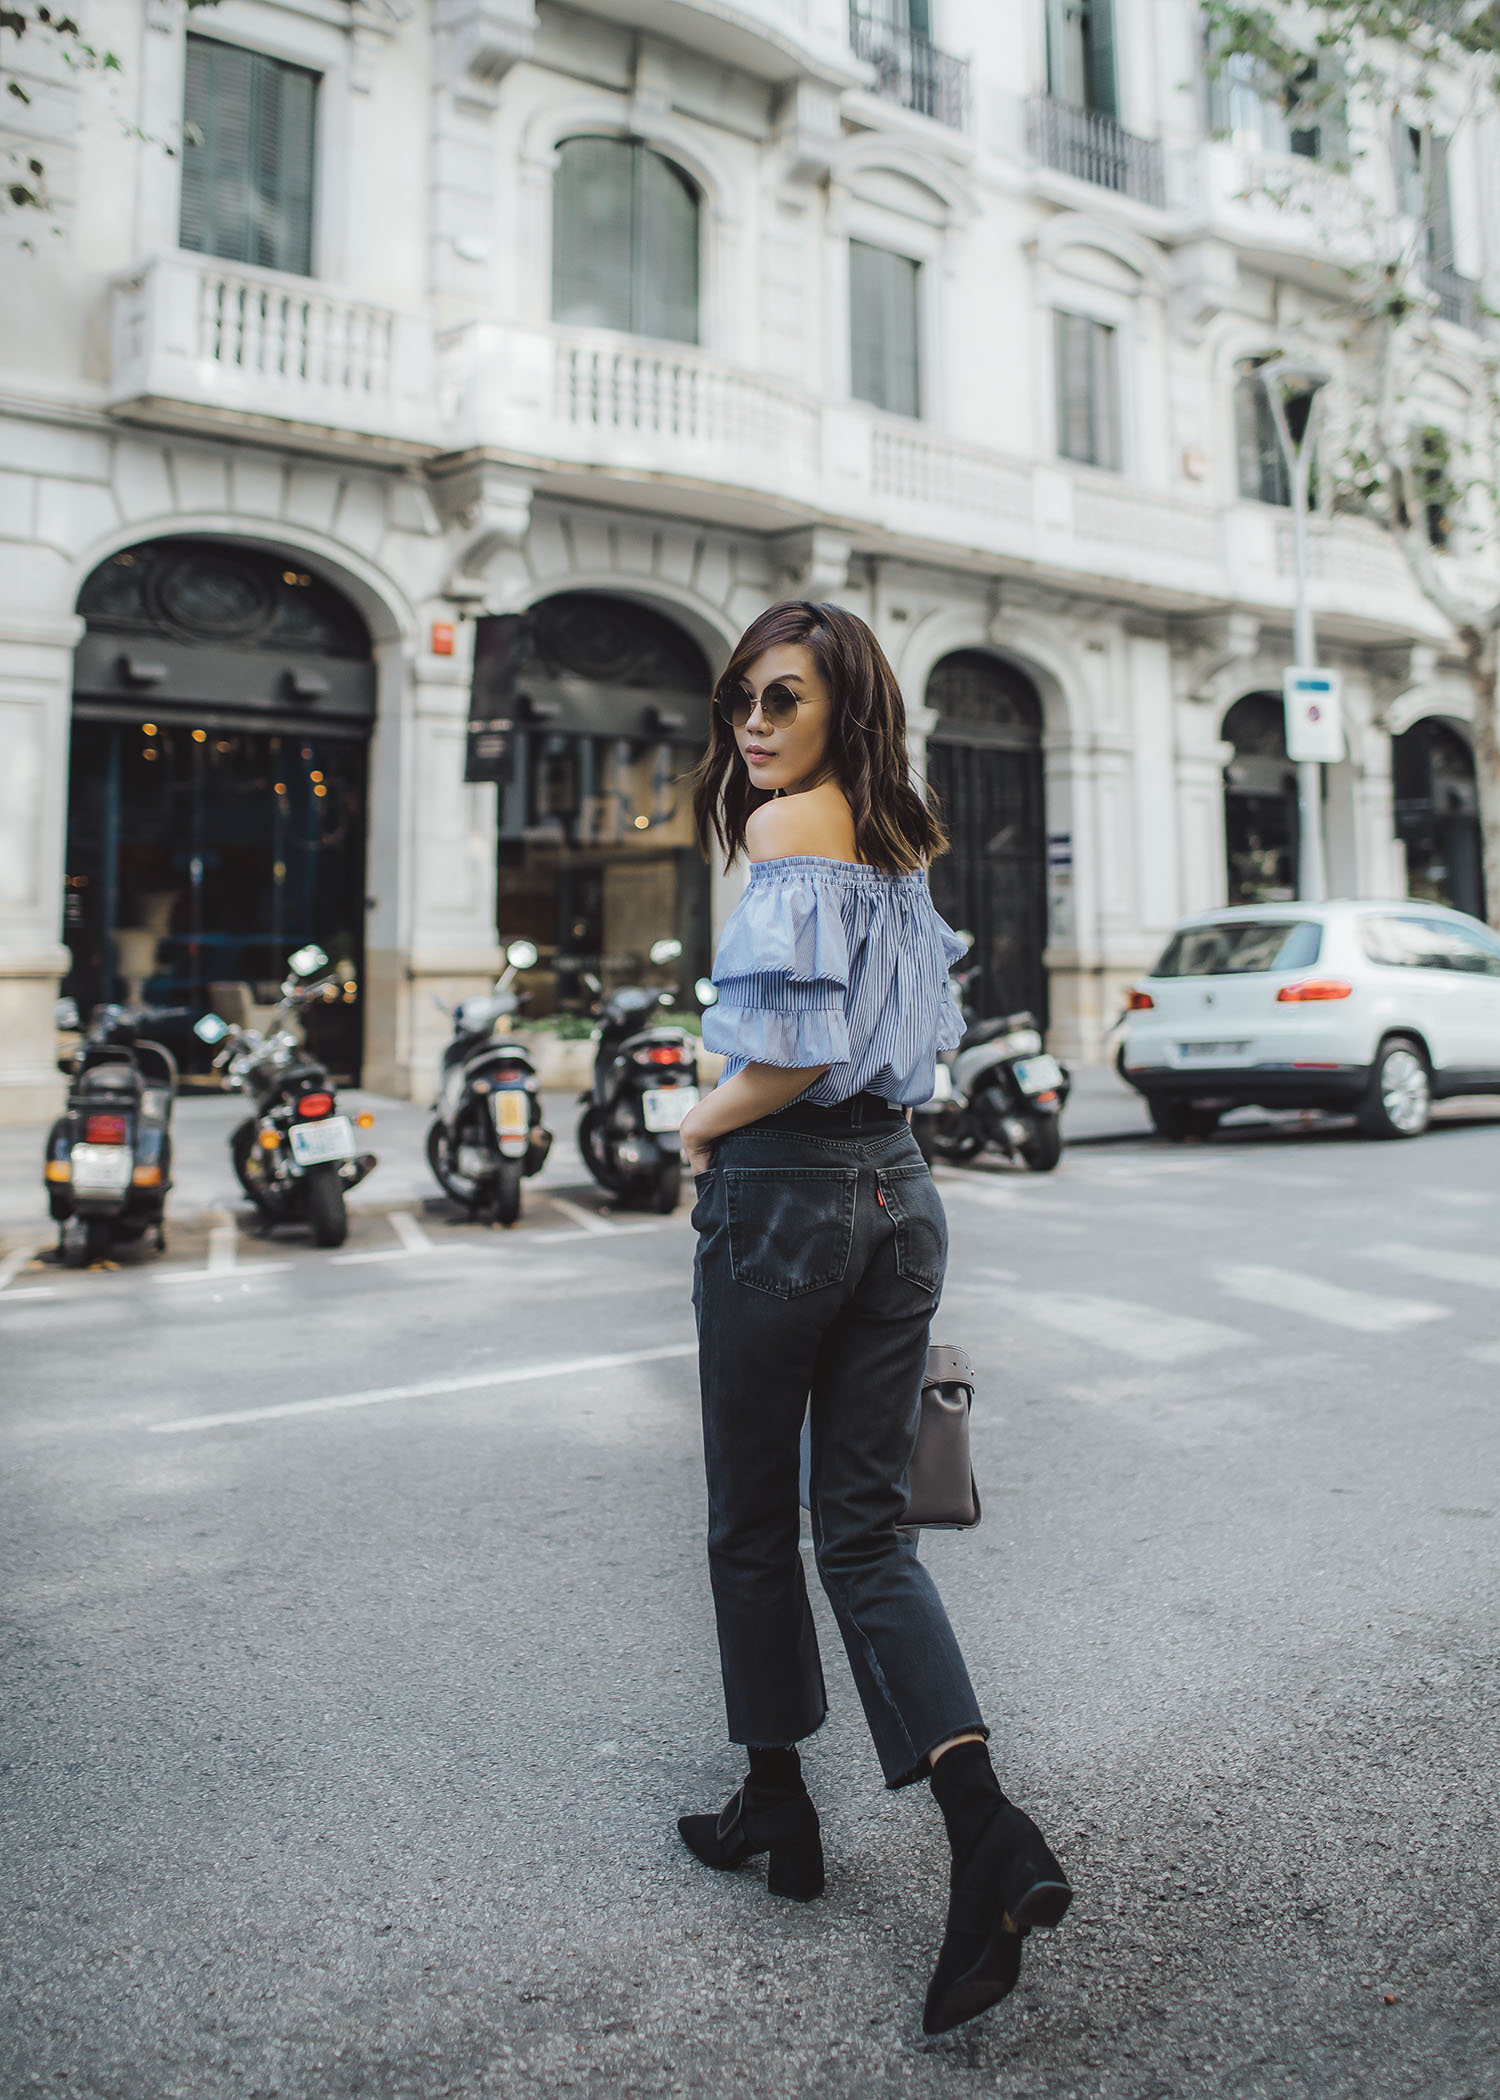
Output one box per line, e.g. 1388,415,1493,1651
797,1340,981,1532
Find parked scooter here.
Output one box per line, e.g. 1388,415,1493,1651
194,945,376,1247
577,938,701,1214
913,949,1071,1173
426,940,552,1227
44,999,180,1267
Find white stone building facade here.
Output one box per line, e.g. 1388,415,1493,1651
2,0,1497,1120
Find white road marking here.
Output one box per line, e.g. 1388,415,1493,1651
156,1261,293,1285
207,1213,238,1274
0,1238,48,1294
1363,1241,1500,1292
0,1285,59,1304
545,1194,617,1235
997,1288,1244,1365
1215,1263,1445,1335
1469,1341,1500,1366
390,1210,433,1252
148,1339,699,1435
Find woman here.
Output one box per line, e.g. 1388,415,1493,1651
675,602,1070,2036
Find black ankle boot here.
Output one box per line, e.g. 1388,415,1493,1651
922,1741,1071,2035
678,1747,825,1902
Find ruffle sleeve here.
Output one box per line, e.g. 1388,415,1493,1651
932,901,969,1053
702,866,852,1070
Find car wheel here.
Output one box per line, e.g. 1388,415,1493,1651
1148,1099,1221,1142
1358,1038,1431,1139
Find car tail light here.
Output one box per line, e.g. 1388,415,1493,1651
84,1113,129,1144
296,1091,334,1118
1276,979,1353,1003
1127,989,1154,1012
637,1045,682,1066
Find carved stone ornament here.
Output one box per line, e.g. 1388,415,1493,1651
434,0,536,106
432,464,533,598
1172,611,1261,708
78,540,371,659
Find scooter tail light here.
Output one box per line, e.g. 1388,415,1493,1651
84,1112,129,1144
1276,979,1354,1003
296,1091,334,1118
45,1159,72,1183
1126,989,1154,1012
638,1045,682,1066
132,1165,162,1187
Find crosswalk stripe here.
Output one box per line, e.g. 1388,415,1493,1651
1363,1241,1500,1291
991,1285,1245,1365
1215,1264,1444,1334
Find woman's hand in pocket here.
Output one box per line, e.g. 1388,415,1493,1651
680,1105,714,1177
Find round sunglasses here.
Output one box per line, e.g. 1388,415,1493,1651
716,681,804,730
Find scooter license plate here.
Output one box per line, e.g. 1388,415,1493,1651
69,1142,133,1192
490,1090,530,1136
289,1115,356,1166
1012,1054,1063,1096
643,1085,698,1133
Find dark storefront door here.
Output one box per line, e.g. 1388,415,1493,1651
1393,719,1486,921
487,594,713,1016
1223,691,1299,906
925,651,1048,1025
66,539,374,1078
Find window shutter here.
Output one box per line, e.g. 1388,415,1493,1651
265,62,316,276
180,36,316,277
634,148,700,345
1427,133,1455,270
552,138,635,333
1055,312,1087,461
1086,0,1118,118
850,241,919,418
1089,320,1119,469
905,0,933,34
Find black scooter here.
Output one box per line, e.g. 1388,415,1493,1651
44,1000,179,1267
195,945,376,1247
577,938,702,1215
913,957,1071,1173
426,940,552,1227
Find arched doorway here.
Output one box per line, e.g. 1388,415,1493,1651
65,538,374,1078
1393,718,1485,920
1223,692,1298,905
490,592,713,1013
925,650,1048,1023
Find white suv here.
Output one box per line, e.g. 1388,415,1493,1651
1119,900,1500,1140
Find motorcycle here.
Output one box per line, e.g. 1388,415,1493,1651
913,952,1071,1174
577,938,702,1215
426,939,553,1227
194,945,377,1247
44,999,180,1268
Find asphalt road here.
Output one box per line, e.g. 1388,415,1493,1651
3,1103,1499,2099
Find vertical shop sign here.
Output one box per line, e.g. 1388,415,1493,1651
465,615,523,785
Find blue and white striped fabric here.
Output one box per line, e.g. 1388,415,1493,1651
702,856,967,1107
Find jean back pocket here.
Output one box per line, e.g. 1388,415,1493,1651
876,1163,947,1293
725,1167,858,1298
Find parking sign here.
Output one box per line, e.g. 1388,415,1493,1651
1283,669,1344,763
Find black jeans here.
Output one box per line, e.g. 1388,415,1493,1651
690,1095,986,1788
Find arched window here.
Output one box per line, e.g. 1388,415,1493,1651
552,138,700,345
1393,719,1485,920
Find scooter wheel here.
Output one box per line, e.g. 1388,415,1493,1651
493,1159,522,1228
426,1120,478,1209
60,1217,108,1268
1019,1116,1063,1172
650,1158,681,1215
306,1164,349,1247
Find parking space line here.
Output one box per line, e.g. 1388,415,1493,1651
0,1285,59,1304
148,1339,700,1434
544,1194,617,1235
156,1261,294,1285
390,1210,433,1253
1215,1263,1445,1335
207,1214,238,1274
0,1238,47,1294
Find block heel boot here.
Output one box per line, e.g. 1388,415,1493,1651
677,1746,825,1904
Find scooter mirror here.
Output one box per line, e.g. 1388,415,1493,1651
194,1014,230,1044
955,930,976,953
288,943,329,978
649,938,683,965
506,939,539,969
694,978,718,1006
54,997,80,1030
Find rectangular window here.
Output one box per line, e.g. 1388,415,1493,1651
1046,0,1116,115
180,36,318,279
1054,311,1119,470
849,240,921,419
1235,376,1291,505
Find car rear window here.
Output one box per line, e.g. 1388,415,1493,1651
1151,920,1323,977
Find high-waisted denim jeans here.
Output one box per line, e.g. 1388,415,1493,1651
690,1094,985,1787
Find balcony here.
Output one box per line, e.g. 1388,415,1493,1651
572,0,859,87
848,4,969,130
1426,260,1480,330
1028,96,1164,207
109,254,438,457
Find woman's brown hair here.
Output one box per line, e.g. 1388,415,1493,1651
692,601,947,875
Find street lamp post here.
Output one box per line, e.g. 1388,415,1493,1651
1259,357,1332,904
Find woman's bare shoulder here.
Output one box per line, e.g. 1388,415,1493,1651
745,786,859,864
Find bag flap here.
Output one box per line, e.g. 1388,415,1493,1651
924,1340,974,1393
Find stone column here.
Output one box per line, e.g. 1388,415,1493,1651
0,614,78,1122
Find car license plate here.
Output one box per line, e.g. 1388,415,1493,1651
1177,1041,1250,1063
1012,1054,1063,1095
289,1115,356,1166
643,1085,698,1133
70,1142,133,1192
490,1090,530,1136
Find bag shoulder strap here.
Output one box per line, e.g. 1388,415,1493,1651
924,1340,974,1392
